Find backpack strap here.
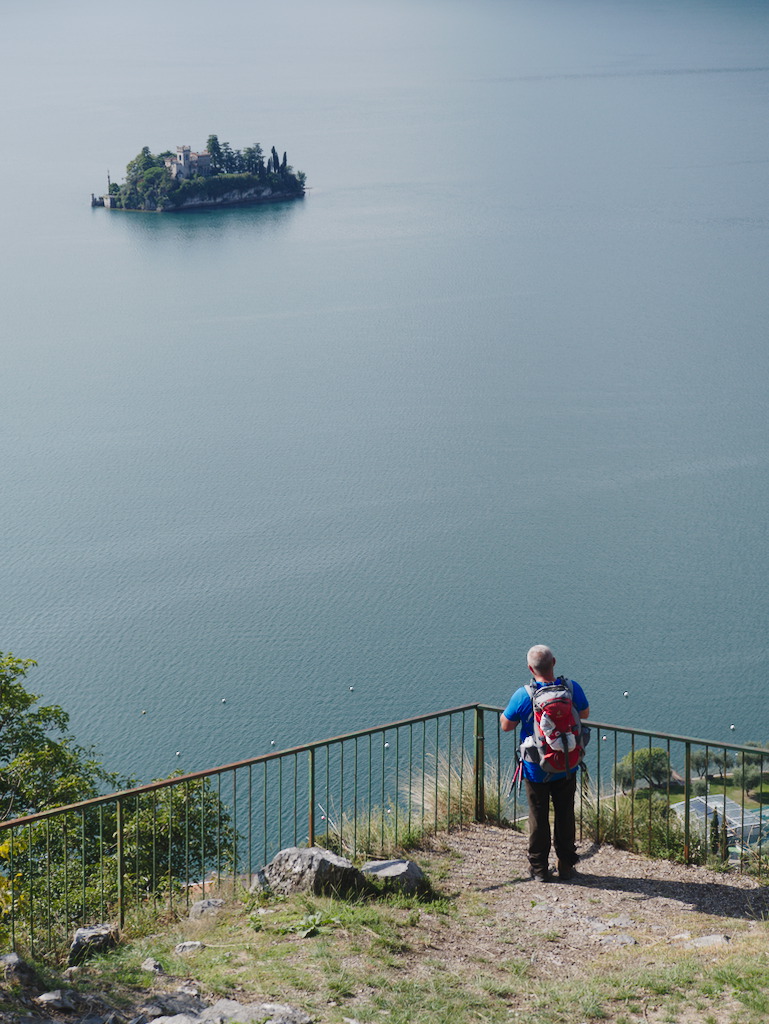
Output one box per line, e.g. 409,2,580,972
555,675,574,697
523,680,537,722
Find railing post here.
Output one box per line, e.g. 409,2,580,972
308,748,315,847
474,708,485,822
116,798,125,930
683,742,691,865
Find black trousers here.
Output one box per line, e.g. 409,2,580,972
524,772,578,874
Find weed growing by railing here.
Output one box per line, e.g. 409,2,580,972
579,787,707,864
321,753,519,860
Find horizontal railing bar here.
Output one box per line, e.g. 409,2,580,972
3,702,761,833
478,705,764,755
0,703,481,831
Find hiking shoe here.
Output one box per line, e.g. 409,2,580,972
557,861,574,881
531,870,550,883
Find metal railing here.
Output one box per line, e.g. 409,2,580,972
1,703,766,957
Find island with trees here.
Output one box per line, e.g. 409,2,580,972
92,135,306,212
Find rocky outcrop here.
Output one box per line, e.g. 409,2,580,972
4,958,313,1024
167,187,303,211
254,846,368,897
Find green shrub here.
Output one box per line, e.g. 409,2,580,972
580,789,706,864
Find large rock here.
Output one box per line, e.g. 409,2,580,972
141,957,165,974
34,989,77,1011
174,941,205,955
200,1000,312,1023
255,847,366,897
141,990,207,1019
189,898,225,920
68,924,119,965
686,933,731,948
0,951,37,986
360,859,428,895
150,1000,312,1024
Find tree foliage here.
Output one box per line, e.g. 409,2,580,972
690,749,710,778
112,136,306,210
732,762,762,794
710,808,720,855
711,750,734,780
0,652,121,820
0,652,236,948
612,747,671,792
742,742,769,767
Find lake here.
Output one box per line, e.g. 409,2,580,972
1,0,768,782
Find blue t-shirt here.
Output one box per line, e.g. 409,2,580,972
503,678,589,783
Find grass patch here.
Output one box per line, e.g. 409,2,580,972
12,847,769,1024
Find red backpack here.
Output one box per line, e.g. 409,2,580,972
519,677,587,774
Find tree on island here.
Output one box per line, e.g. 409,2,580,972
206,134,222,172
110,135,306,211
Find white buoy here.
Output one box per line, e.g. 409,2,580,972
270,740,275,746
141,710,147,715
730,724,736,730
176,751,181,757
221,698,226,703
349,686,354,691
623,691,629,698
384,742,390,748
602,735,607,741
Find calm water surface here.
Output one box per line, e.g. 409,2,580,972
1,0,768,781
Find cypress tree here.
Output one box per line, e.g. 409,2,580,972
710,809,720,855
720,817,729,862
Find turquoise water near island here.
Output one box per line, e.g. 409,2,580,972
1,0,768,783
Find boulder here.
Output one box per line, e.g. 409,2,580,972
360,859,428,895
34,989,78,1011
68,924,119,965
255,847,366,897
140,957,165,974
174,941,205,955
0,951,37,986
141,990,206,1019
189,898,225,919
686,933,731,948
148,999,312,1024
199,999,313,1023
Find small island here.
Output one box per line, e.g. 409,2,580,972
92,135,306,212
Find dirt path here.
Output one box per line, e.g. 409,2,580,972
418,824,769,975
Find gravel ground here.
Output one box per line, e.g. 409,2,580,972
418,823,769,976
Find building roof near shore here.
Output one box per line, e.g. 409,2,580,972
672,795,766,846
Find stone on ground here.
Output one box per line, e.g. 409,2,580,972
255,846,366,896
360,858,427,894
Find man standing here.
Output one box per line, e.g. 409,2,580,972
500,645,589,882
